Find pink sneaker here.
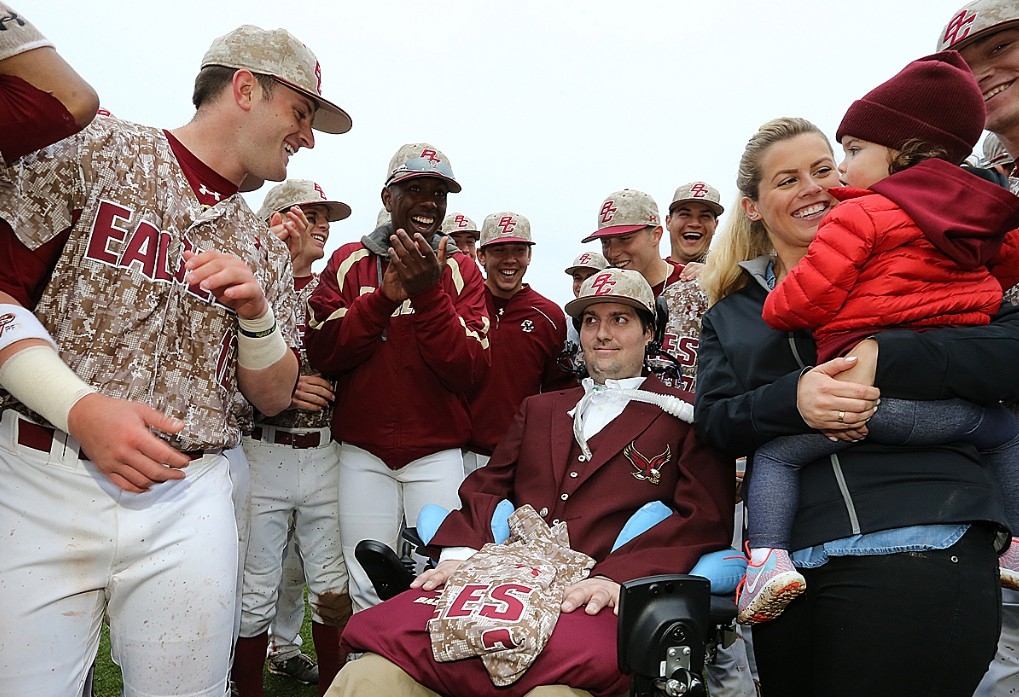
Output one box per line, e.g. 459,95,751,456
737,548,806,625
1001,538,1019,590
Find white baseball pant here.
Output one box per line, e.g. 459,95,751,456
268,530,309,661
239,432,347,636
0,409,237,697
337,443,465,612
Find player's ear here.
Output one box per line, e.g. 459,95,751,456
232,69,258,112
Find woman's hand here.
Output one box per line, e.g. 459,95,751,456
798,355,880,441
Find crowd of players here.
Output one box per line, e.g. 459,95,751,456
1,0,1019,696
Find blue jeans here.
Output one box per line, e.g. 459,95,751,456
749,399,1019,548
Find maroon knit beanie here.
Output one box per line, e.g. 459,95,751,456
836,50,984,164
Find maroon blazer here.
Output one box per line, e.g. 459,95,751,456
429,375,734,582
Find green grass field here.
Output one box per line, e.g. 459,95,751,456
91,607,319,697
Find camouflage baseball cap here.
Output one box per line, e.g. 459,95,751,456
201,25,351,134
376,207,392,228
480,212,534,248
256,179,351,222
441,212,480,239
582,190,661,243
564,251,608,276
938,0,1019,51
669,181,724,217
385,143,461,193
565,268,655,320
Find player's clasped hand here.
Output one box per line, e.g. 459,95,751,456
67,393,192,493
268,205,311,260
386,229,448,298
183,249,269,321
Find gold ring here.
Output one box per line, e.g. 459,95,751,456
838,411,845,424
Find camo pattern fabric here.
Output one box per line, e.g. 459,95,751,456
428,505,595,686
655,277,708,392
256,274,334,430
0,115,299,450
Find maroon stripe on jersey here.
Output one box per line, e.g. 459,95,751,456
0,75,78,165
164,130,238,205
0,214,77,308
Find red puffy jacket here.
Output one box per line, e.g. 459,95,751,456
764,160,1019,361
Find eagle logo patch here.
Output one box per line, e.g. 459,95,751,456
623,442,670,485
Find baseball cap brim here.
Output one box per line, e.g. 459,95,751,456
290,199,352,222
564,293,652,321
272,77,352,134
669,199,724,217
387,170,462,194
581,224,649,244
480,236,535,248
564,265,599,276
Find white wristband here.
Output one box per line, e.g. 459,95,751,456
237,307,288,371
0,304,58,352
0,345,97,432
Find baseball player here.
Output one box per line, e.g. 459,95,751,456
585,189,683,296
233,180,353,695
665,181,724,272
0,24,348,696
0,2,99,163
305,143,490,611
939,3,1019,695
559,251,608,377
464,212,575,473
584,190,706,392
328,268,734,697
441,211,480,260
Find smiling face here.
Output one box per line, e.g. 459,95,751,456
742,133,841,270
839,136,894,189
666,202,718,263
600,226,663,279
479,242,531,298
450,231,479,259
579,302,652,383
571,268,599,298
300,204,330,261
961,28,1019,146
244,77,317,183
382,177,450,237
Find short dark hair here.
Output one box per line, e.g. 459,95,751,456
192,66,276,110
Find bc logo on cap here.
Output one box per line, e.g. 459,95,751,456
600,201,617,223
592,273,617,296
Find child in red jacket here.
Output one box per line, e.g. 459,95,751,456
739,51,1019,625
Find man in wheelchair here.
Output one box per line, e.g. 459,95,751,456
326,268,736,697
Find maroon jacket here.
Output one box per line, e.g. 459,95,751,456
306,230,490,468
467,285,575,455
431,375,733,582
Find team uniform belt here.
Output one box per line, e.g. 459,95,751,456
14,413,205,461
251,426,325,449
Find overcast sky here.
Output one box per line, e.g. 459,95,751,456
36,0,973,307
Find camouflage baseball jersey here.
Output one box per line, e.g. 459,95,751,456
655,278,708,392
428,505,594,687
255,273,334,431
0,115,299,450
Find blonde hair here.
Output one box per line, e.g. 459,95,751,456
700,117,830,305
